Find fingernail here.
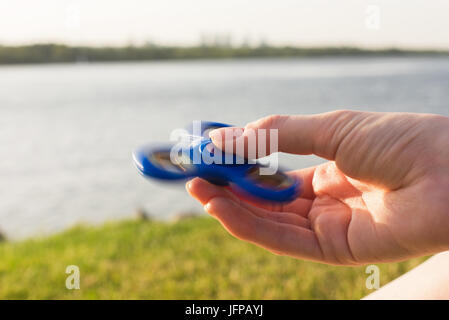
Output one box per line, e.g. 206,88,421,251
209,128,224,142
209,127,243,142
232,128,244,139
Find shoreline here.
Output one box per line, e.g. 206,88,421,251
1,44,448,66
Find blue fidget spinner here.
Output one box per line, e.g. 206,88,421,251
132,121,300,202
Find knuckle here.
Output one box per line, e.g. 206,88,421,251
330,109,356,119
247,114,288,130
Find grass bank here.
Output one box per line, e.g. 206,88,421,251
0,216,426,299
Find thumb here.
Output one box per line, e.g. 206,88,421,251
209,110,365,161
209,110,439,189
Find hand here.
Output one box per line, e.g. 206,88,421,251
186,110,449,265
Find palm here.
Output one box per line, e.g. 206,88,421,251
306,161,412,265
187,160,445,265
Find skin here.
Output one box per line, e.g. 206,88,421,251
363,251,449,299
185,111,449,266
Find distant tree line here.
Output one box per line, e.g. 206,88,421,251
0,44,447,65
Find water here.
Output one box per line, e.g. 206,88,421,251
1,56,448,239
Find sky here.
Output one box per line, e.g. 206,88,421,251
0,0,448,48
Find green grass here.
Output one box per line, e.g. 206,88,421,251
0,216,427,299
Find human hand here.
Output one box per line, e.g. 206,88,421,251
186,110,449,265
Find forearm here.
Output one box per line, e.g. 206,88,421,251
363,251,449,300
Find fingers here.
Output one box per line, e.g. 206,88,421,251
245,202,311,229
227,187,312,218
287,166,316,199
226,166,317,215
204,196,324,262
308,196,357,265
208,111,367,161
186,178,311,227
186,177,240,204
186,177,308,228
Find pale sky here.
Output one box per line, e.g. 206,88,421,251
0,0,448,48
